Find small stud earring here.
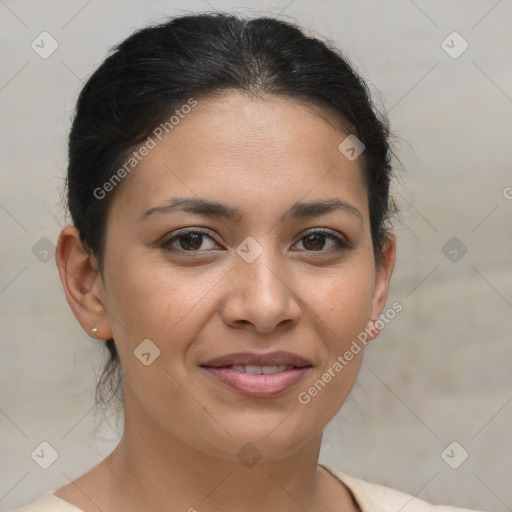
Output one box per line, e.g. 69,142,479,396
91,326,98,334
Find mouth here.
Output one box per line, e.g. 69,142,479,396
220,364,297,374
200,351,312,397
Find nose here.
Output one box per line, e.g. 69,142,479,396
220,246,302,334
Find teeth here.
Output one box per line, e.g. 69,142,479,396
262,365,288,374
245,365,262,375
229,364,289,374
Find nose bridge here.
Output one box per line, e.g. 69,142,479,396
222,234,300,331
237,234,288,298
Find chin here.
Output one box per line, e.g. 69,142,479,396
199,418,318,463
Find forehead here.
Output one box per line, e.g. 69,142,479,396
108,91,369,224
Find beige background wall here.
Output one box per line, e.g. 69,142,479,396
1,0,511,510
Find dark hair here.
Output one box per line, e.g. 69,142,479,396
66,12,396,411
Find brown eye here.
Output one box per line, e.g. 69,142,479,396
176,233,204,251
163,230,218,252
302,233,327,251
293,230,350,253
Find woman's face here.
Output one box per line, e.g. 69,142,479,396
93,92,395,461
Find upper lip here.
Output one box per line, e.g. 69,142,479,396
201,351,311,368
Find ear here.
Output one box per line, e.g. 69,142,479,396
55,226,113,340
367,233,396,341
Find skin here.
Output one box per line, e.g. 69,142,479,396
55,91,395,512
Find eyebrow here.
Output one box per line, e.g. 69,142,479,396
139,197,362,223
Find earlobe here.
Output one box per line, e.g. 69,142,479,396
55,226,112,340
367,233,397,340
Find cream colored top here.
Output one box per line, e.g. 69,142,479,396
15,464,483,512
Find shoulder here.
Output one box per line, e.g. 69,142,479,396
321,465,484,512
14,492,84,512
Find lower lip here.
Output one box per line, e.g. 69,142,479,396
202,366,311,397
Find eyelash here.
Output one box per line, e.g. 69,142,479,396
161,228,351,255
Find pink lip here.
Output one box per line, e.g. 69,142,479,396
200,351,312,397
202,366,311,397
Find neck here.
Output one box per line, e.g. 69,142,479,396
100,397,354,512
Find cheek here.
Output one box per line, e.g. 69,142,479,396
102,250,233,391
104,251,218,337
294,268,372,421
313,264,375,337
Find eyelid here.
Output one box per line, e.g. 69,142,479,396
298,227,349,241
164,226,216,239
162,227,220,249
292,228,352,252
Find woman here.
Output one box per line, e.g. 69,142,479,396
17,12,481,512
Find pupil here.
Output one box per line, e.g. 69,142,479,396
304,233,325,251
180,233,202,250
